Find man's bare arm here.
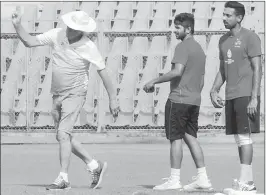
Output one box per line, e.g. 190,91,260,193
210,60,226,108
250,56,262,99
97,68,116,101
97,68,120,118
151,63,185,85
210,60,226,93
12,12,43,48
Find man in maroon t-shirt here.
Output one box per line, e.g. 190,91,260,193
143,13,212,191
210,1,262,193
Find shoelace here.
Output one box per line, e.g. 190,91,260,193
88,169,99,182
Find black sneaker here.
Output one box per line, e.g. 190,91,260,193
88,161,107,189
46,175,71,191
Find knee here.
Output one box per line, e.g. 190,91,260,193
170,139,182,145
234,134,253,147
56,131,70,142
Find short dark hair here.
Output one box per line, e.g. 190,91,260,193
225,1,245,19
174,13,195,34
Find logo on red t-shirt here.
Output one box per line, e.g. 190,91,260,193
234,38,242,48
225,49,234,64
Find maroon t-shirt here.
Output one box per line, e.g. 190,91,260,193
219,28,262,100
169,37,206,106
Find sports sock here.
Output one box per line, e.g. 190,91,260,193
239,164,253,183
170,168,180,180
197,167,208,178
59,172,68,182
87,159,99,170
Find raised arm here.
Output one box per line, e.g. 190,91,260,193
12,12,44,48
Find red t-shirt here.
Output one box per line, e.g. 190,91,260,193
169,37,206,106
219,28,262,100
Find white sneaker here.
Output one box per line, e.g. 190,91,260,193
153,176,182,190
223,179,257,194
183,175,212,191
46,175,71,191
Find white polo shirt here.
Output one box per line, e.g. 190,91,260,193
36,28,105,96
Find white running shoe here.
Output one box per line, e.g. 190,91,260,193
183,175,213,191
46,175,71,191
153,176,182,190
223,179,257,194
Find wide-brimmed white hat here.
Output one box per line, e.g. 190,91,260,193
61,11,96,33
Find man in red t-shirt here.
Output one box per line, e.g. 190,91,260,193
210,1,262,193
144,13,212,191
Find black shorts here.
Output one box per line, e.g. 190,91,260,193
165,99,200,141
225,96,260,135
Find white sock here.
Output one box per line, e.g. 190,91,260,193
197,167,208,178
87,159,99,170
239,164,253,182
170,168,180,180
59,172,68,182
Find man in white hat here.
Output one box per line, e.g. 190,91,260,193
12,10,120,190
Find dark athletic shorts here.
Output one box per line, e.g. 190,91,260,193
165,99,200,141
225,96,260,135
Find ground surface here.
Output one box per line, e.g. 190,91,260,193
1,143,264,195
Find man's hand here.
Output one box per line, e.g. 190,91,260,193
143,81,155,93
247,97,258,120
109,98,120,122
12,11,22,26
210,91,225,108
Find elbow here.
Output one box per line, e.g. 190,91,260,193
24,43,31,48
22,37,38,48
259,65,262,74
251,61,261,72
174,72,182,77
22,41,32,48
168,73,181,81
253,66,261,76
